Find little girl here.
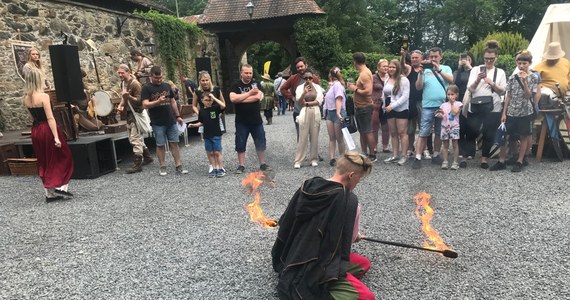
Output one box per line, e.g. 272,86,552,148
436,84,463,170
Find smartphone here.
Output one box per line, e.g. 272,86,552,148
421,62,434,69
402,38,409,50
480,66,486,73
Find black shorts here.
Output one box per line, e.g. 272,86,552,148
506,115,533,137
386,109,409,119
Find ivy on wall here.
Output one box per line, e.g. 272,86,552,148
136,10,202,80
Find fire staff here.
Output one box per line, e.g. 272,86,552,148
272,151,375,300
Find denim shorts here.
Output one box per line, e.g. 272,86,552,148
325,109,346,124
204,136,222,152
419,108,442,137
152,123,180,146
355,106,374,133
235,122,266,153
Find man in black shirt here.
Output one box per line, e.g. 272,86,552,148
229,64,272,174
142,66,188,176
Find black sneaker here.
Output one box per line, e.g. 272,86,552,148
489,161,506,171
368,154,377,162
412,158,422,169
511,161,523,172
235,165,245,174
459,161,467,168
480,162,489,169
523,159,529,167
260,164,272,171
505,156,517,166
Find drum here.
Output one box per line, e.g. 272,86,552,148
93,91,114,116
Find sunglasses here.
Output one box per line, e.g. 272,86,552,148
303,77,313,80
344,153,371,172
483,57,496,61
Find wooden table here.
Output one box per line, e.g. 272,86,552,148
535,109,563,161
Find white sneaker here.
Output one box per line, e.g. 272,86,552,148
450,162,459,170
423,150,432,159
441,161,449,170
159,166,167,176
294,163,301,169
208,164,213,173
311,161,318,167
397,157,408,165
383,156,399,163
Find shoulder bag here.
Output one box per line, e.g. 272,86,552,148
470,68,497,114
126,97,152,134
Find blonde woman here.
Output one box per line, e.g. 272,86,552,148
24,68,74,201
23,47,50,89
293,68,323,168
323,67,346,166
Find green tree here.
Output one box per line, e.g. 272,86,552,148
246,41,291,80
294,17,343,77
150,0,207,16
316,0,376,52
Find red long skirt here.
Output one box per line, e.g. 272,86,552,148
31,122,74,189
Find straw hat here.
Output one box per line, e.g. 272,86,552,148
543,42,566,60
261,74,271,80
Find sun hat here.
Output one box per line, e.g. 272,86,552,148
543,42,566,60
261,74,271,80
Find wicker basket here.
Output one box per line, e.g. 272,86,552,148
7,158,38,176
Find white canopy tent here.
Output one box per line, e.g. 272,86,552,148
528,3,570,67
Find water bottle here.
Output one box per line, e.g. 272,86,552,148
449,111,454,122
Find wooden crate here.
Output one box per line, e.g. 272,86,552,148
0,144,19,175
7,158,38,176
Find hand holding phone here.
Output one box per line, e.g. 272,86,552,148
480,66,486,74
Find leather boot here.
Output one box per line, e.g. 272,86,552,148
142,147,154,165
267,118,272,125
126,155,143,174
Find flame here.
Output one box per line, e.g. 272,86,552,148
414,192,452,251
242,171,277,228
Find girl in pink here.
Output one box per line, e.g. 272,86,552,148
436,85,462,169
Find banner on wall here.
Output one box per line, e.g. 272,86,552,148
11,41,35,81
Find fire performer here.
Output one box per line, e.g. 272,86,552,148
272,151,375,300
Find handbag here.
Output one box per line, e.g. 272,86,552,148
343,115,358,133
126,98,152,134
470,67,497,114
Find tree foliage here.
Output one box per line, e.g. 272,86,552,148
150,0,207,16
246,42,291,80
470,32,529,64
294,17,343,77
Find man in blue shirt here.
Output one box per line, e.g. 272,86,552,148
412,47,454,169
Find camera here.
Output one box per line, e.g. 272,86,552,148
421,62,434,69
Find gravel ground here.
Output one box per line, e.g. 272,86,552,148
1,113,569,299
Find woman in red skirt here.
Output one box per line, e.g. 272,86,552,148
24,68,74,201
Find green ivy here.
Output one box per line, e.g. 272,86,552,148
136,10,202,80
0,108,5,131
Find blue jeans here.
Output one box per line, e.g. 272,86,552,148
278,95,287,114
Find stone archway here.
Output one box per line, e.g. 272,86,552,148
197,0,324,112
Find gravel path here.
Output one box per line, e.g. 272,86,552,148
1,113,568,299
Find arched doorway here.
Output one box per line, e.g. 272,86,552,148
197,0,324,112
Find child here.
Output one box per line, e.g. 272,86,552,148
489,50,540,172
188,92,226,177
436,84,462,170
